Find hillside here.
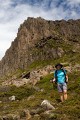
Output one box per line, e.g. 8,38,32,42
0,17,80,119
0,72,80,120
0,17,80,78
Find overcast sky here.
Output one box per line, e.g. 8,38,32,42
0,0,80,60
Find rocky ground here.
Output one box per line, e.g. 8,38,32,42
0,63,80,120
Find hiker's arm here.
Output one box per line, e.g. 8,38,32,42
66,75,68,83
65,70,68,83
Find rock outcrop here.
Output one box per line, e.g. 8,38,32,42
0,17,80,77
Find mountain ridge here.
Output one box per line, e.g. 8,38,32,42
0,17,80,78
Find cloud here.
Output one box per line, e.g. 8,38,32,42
67,0,80,6
0,0,80,60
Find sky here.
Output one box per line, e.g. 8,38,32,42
0,0,80,60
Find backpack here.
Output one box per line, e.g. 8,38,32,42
55,69,67,83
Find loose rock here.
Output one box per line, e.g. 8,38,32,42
41,100,55,110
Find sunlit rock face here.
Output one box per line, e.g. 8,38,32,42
0,17,80,77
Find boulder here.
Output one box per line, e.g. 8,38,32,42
0,101,2,104
41,100,55,110
9,96,16,101
27,95,35,101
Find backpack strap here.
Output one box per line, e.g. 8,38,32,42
61,69,67,83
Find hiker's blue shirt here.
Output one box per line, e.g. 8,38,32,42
54,69,66,84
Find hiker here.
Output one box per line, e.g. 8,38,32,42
50,63,68,102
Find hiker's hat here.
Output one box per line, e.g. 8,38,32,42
55,63,63,68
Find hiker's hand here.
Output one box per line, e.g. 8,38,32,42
50,79,55,83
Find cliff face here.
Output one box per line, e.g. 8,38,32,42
0,17,80,77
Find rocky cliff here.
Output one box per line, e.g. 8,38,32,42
0,17,80,77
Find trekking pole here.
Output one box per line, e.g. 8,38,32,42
52,78,56,89
52,82,54,89
50,79,55,98
50,79,54,89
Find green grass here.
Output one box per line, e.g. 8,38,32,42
0,85,36,101
0,71,80,119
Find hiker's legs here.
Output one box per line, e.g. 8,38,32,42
59,91,67,102
58,83,68,102
57,83,64,102
63,90,67,100
63,83,67,101
59,92,64,102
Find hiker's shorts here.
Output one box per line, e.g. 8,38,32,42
57,83,67,93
